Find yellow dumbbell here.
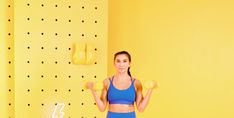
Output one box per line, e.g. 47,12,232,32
83,80,102,91
93,80,103,91
144,80,158,89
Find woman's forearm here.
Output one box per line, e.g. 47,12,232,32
91,89,106,112
138,89,153,112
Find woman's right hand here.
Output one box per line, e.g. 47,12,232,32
85,82,95,90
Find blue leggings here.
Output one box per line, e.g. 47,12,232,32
106,111,136,118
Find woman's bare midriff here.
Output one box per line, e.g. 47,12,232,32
108,104,135,113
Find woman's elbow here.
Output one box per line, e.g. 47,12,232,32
99,108,106,112
137,107,145,112
98,106,106,112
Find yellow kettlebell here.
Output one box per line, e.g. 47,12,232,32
72,42,86,65
85,43,97,65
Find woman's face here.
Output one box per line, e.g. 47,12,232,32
114,54,131,73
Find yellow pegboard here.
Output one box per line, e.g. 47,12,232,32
0,1,8,118
0,0,15,118
0,0,108,117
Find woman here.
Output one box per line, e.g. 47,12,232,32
86,51,157,118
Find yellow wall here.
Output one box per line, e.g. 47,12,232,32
108,0,234,118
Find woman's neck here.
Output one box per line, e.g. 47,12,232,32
114,73,130,81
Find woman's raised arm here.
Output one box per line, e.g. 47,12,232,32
135,79,156,112
86,78,110,112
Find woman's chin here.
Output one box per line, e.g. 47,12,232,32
118,70,126,73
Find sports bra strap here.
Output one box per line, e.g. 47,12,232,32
109,76,135,83
109,76,114,83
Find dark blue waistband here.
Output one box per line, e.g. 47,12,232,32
107,111,136,118
108,111,135,114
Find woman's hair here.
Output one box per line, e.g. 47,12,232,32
114,51,132,77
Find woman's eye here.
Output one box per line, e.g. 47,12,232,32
116,60,128,63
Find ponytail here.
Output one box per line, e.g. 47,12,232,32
128,67,132,77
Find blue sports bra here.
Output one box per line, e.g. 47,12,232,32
107,76,136,105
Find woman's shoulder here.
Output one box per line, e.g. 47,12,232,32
132,77,142,87
132,77,140,82
103,77,110,84
102,76,112,89
103,76,113,82
131,77,142,91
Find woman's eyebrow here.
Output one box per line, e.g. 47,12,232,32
118,59,128,61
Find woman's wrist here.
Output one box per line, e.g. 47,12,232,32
147,88,154,95
148,88,154,92
91,88,97,93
